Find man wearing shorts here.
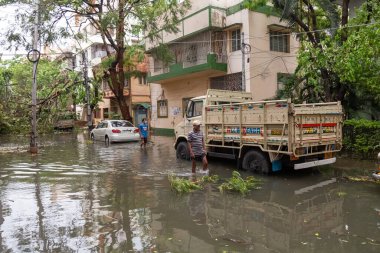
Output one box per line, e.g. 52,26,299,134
187,120,208,174
139,118,148,148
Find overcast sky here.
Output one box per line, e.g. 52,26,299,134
0,4,30,60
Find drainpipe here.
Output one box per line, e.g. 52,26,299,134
241,32,245,92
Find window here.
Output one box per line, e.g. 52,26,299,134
103,108,109,119
182,97,192,116
186,100,203,118
210,73,242,91
277,73,292,90
97,122,108,128
231,29,241,52
270,30,289,53
157,99,168,118
111,121,134,127
138,74,147,85
154,58,162,72
194,101,203,117
94,109,101,118
124,78,129,88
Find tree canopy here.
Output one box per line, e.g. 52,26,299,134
0,0,191,120
0,58,81,133
245,0,380,119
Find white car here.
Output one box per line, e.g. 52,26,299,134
90,120,140,144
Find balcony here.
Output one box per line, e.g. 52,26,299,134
148,30,227,83
148,53,227,84
103,87,129,99
146,6,227,50
91,50,107,66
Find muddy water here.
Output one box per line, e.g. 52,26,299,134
0,133,379,253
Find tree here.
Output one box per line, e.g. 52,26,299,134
0,58,81,133
1,0,191,120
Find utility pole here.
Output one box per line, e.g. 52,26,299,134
30,0,40,154
241,32,251,92
82,51,92,132
241,32,245,92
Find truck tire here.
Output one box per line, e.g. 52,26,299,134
242,150,271,174
176,142,190,160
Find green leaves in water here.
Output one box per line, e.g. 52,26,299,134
169,171,261,195
168,175,203,194
218,171,262,195
169,175,220,194
200,175,219,183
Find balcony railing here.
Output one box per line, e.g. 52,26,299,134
103,87,130,98
151,31,227,76
146,6,227,51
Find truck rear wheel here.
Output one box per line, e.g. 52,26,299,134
242,150,271,174
176,142,190,160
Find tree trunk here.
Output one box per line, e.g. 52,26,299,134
341,0,350,41
321,68,332,102
108,70,131,120
341,0,350,26
107,0,131,121
117,94,131,121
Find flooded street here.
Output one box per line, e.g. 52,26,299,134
0,133,379,253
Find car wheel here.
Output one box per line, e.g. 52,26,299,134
90,134,95,141
242,150,271,174
176,142,190,160
105,136,110,145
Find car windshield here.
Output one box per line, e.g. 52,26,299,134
111,121,134,128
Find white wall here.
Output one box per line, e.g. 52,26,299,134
248,12,299,100
150,76,209,129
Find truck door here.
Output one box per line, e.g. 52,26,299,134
185,100,204,134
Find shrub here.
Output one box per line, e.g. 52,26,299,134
343,119,380,159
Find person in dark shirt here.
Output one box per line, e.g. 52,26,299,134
187,120,208,174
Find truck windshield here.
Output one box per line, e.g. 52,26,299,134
186,100,203,118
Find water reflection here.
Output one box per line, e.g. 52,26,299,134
0,133,379,252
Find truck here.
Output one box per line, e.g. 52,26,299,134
174,89,343,173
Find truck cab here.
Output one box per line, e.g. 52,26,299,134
174,90,253,160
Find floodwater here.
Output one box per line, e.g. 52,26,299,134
0,133,379,253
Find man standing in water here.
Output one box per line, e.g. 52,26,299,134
139,118,149,148
188,120,208,174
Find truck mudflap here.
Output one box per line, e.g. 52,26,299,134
294,157,336,170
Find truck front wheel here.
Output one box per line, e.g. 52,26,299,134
242,150,271,174
176,142,190,160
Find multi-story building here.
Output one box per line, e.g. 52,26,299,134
70,20,151,127
146,0,299,135
94,55,151,126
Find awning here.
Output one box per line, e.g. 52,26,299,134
134,103,151,109
223,23,242,31
267,24,291,32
